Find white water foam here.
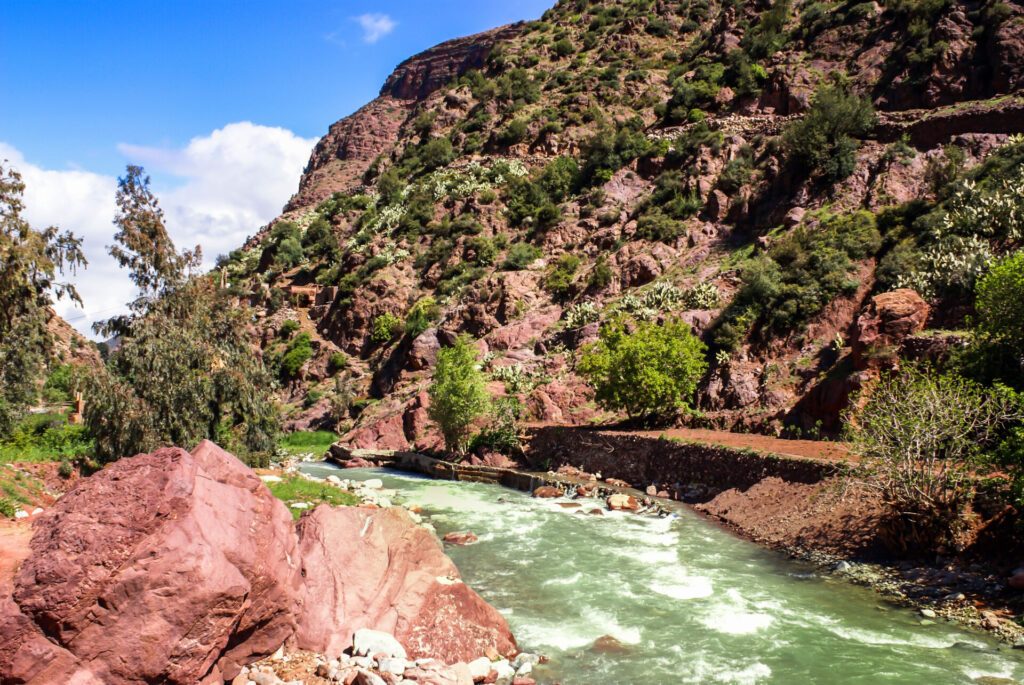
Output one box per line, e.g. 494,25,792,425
651,574,714,600
701,589,775,635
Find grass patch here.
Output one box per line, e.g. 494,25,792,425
0,465,47,515
277,430,337,457
0,413,94,464
267,475,359,519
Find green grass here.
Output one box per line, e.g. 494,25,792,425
0,465,47,517
277,430,337,456
267,475,359,519
0,413,94,464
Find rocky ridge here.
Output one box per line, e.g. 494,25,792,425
224,0,1024,448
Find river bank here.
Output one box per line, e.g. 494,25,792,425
302,461,1024,684
327,426,1024,646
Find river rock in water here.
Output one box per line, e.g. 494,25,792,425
443,531,479,545
532,485,562,498
607,493,639,511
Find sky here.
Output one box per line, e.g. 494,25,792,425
1,0,552,337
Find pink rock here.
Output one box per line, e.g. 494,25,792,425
443,531,479,546
3,441,301,685
295,506,516,663
532,486,562,498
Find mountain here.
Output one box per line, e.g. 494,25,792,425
219,0,1024,449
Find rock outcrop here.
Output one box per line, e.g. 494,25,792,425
852,288,930,370
295,505,516,663
0,443,517,684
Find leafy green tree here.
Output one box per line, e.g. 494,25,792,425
847,367,1021,552
975,250,1024,354
578,317,708,422
428,335,490,454
84,165,278,464
0,162,86,436
782,82,876,183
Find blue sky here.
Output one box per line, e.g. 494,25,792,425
0,0,551,335
2,1,551,175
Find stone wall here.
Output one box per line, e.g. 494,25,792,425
524,427,838,499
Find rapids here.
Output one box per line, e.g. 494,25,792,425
301,463,1024,685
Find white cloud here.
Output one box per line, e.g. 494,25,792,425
1,122,315,339
354,13,396,44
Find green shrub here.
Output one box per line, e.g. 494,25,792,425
588,255,613,290
328,352,348,374
502,243,542,270
467,236,498,266
58,458,74,479
279,332,313,379
0,497,17,518
635,170,701,242
428,335,490,454
580,119,652,187
782,83,875,183
847,366,1021,552
552,37,575,57
371,313,403,345
975,250,1024,354
578,317,708,422
544,254,581,300
279,319,300,338
470,396,523,455
712,211,882,349
497,118,530,146
42,364,75,404
405,297,441,338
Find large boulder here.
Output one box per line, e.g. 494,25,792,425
852,289,930,370
3,441,302,685
295,505,516,663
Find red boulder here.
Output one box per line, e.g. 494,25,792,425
295,505,516,663
4,441,301,685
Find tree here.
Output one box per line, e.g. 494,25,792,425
428,335,489,454
0,162,86,436
782,82,876,183
84,165,278,464
975,250,1024,355
100,165,200,337
846,367,1021,552
578,317,708,422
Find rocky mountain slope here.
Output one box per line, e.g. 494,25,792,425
220,0,1024,449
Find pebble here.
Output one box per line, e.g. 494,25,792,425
467,657,491,680
834,561,852,572
920,608,936,618
363,478,384,490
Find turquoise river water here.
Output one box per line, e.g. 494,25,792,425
301,463,1024,685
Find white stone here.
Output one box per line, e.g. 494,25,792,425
512,653,539,670
289,502,310,510
378,657,407,675
355,669,386,685
14,510,28,519
30,507,43,515
326,475,343,485
363,478,384,490
353,628,407,659
259,475,283,483
467,657,492,680
920,608,937,618
492,660,516,685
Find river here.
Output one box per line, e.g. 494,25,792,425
301,463,1024,685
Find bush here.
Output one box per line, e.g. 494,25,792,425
279,332,313,378
497,119,530,146
470,396,523,455
782,82,875,183
502,243,542,270
279,319,300,338
42,364,75,404
328,352,348,374
635,170,701,242
580,120,652,187
428,335,490,454
371,313,403,345
544,254,581,300
847,366,1021,552
588,255,613,290
0,497,16,519
552,37,574,57
405,297,441,338
578,317,708,422
712,211,882,349
975,250,1024,353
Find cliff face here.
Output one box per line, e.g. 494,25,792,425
287,24,525,211
233,0,1024,447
